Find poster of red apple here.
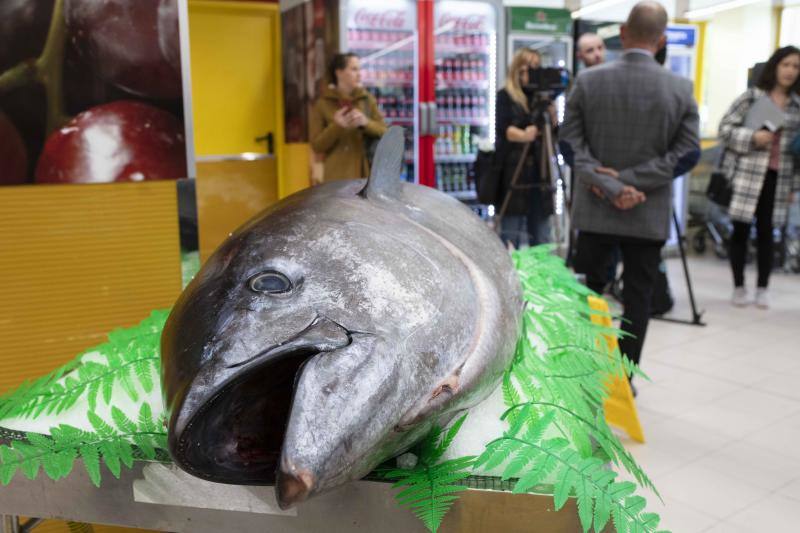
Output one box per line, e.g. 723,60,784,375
0,0,187,186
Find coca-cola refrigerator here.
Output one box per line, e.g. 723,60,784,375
340,0,504,203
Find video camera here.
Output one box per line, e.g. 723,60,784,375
522,66,567,98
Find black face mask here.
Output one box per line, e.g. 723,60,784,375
655,46,667,66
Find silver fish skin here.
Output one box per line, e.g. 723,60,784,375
160,128,522,509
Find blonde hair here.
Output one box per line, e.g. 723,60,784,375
505,48,540,111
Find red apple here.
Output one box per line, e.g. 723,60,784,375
35,100,187,184
0,0,54,72
0,111,29,185
65,0,181,99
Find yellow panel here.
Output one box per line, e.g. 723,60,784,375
20,521,158,533
0,183,182,395
282,143,312,198
196,159,278,261
189,1,279,155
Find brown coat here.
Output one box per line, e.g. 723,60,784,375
309,86,387,182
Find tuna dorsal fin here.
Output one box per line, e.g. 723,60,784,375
360,126,404,200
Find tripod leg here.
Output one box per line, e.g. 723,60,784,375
673,210,705,325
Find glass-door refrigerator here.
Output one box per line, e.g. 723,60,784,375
431,0,502,202
340,0,418,183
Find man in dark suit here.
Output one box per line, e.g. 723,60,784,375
560,1,700,375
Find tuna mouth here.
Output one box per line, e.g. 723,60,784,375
173,317,354,485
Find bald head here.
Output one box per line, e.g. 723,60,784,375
577,33,606,68
622,1,668,50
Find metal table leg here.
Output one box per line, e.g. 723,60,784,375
1,515,20,533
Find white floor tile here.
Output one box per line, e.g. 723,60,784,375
727,495,800,532
655,464,770,519
689,440,800,491
777,476,800,502
742,419,800,462
645,495,720,533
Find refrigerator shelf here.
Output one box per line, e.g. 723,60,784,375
363,79,414,87
444,189,478,201
436,154,477,163
436,116,490,126
436,44,491,55
435,79,490,90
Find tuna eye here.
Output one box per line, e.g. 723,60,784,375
249,271,292,295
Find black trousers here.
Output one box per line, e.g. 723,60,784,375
730,170,777,288
574,232,665,367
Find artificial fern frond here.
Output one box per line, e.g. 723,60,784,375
384,416,474,532
0,406,169,488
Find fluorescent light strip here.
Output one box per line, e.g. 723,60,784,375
571,0,630,19
684,0,766,19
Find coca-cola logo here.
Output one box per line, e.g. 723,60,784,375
354,9,406,29
438,14,485,31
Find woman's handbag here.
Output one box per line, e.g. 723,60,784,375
473,147,503,205
706,148,733,207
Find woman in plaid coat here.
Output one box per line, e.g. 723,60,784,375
718,46,800,308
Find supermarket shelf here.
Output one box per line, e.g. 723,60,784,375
385,117,414,124
444,189,478,201
435,79,490,90
436,154,476,163
436,45,490,54
436,116,490,126
363,79,413,88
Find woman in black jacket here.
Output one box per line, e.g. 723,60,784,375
495,48,553,248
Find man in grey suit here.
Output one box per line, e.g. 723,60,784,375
560,1,700,376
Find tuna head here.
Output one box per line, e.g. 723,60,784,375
161,129,488,508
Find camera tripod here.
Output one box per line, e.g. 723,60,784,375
495,93,569,250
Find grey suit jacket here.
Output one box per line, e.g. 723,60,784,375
560,52,700,241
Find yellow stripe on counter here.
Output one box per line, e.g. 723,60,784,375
0,182,182,395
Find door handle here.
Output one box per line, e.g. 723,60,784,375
255,132,274,155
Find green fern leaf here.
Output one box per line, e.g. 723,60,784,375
138,403,157,432
117,440,135,469
132,435,157,460
134,359,155,394
101,375,115,405
0,446,19,484
553,467,577,510
575,477,593,532
111,407,138,434
98,441,122,479
26,432,55,451
88,411,116,439
79,444,101,487
87,380,101,412
118,363,139,403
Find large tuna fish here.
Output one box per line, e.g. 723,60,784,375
160,127,522,509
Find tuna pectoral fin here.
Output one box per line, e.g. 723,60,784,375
395,373,461,431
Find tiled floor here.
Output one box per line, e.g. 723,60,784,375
612,254,800,532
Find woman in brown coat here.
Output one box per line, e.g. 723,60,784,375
310,53,387,182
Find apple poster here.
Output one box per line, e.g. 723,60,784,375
0,0,188,186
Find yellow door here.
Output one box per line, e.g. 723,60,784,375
188,0,285,261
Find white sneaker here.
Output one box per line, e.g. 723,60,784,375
732,287,748,307
755,288,769,309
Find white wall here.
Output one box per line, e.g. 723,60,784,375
701,1,775,137
780,5,800,46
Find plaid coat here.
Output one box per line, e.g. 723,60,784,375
718,88,800,225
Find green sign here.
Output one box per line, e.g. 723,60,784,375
509,7,572,36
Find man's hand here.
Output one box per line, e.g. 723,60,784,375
595,166,620,179
753,130,773,149
590,185,605,199
613,185,646,210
